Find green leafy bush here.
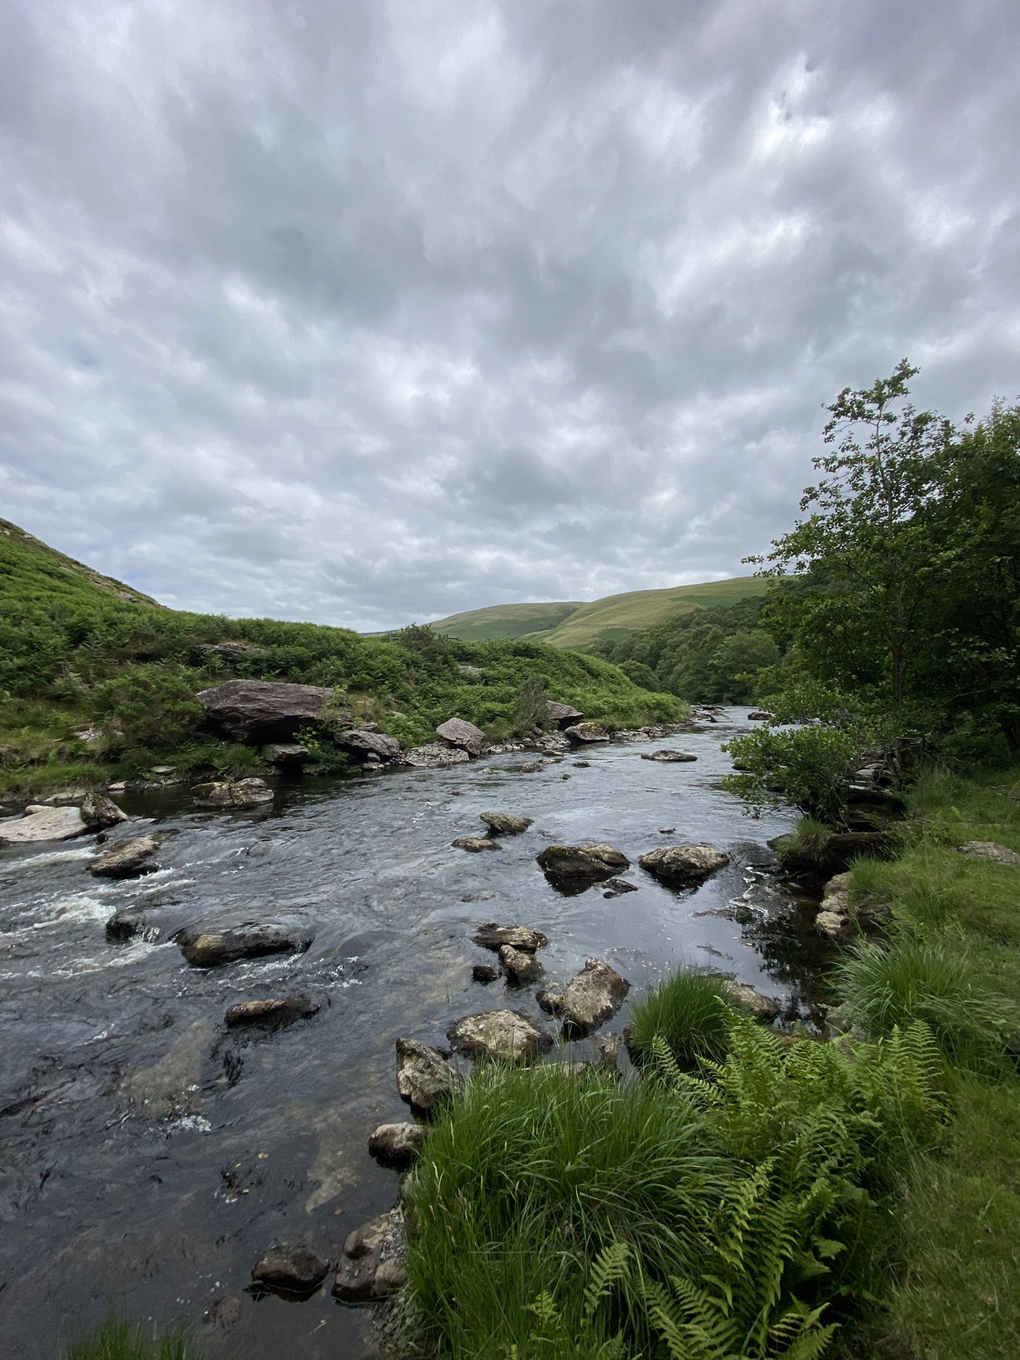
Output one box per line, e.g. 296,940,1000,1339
91,666,204,750
723,725,862,824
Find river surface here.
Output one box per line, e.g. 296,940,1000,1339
0,710,829,1358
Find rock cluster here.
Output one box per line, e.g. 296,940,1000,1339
333,1210,406,1303
403,744,470,768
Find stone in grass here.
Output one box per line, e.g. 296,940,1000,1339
640,749,698,762
451,836,501,852
639,844,730,884
472,963,501,983
957,840,1020,869
479,811,533,835
89,834,161,879
536,844,630,878
395,1038,465,1115
473,923,548,952
557,958,630,1035
447,1010,554,1063
333,1209,406,1304
225,996,320,1028
368,1122,428,1170
251,1243,330,1296
499,944,544,985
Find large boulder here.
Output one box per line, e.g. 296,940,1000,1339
0,804,87,845
436,718,487,756
447,1010,554,1063
368,1122,428,1170
546,701,584,729
196,679,333,743
395,1038,464,1114
89,833,161,879
479,811,533,835
556,958,630,1034
176,921,313,968
402,743,471,768
333,1210,406,1304
191,778,274,809
473,923,548,952
336,729,401,762
564,722,609,745
80,792,129,831
957,840,1020,869
251,1243,329,1296
639,844,730,884
225,996,320,1028
537,844,630,878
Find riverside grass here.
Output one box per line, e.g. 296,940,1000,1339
65,1320,187,1360
624,968,746,1068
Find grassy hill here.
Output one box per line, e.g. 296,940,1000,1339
0,521,683,798
430,575,771,650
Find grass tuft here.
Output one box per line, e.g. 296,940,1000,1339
65,1319,187,1360
624,968,744,1069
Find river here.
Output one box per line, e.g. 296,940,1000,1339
0,710,829,1358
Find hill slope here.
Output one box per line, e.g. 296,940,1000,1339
430,575,771,650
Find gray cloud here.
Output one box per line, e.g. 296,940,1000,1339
1,0,1018,630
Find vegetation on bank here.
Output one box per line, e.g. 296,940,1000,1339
0,521,683,799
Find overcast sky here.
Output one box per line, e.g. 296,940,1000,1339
2,0,1018,630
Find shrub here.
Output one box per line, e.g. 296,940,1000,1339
723,725,862,824
92,666,204,751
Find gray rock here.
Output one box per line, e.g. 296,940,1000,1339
80,792,129,831
546,701,584,728
333,1210,406,1304
106,905,155,940
498,944,544,985
457,663,483,677
191,778,274,809
176,922,313,968
402,743,471,768
957,840,1020,869
472,963,501,983
368,1122,428,1169
640,749,697,762
639,844,730,884
564,722,610,744
448,1010,554,1063
573,759,590,768
436,717,487,756
89,833,161,879
722,980,782,1019
452,835,501,852
251,1243,329,1295
558,958,630,1034
473,923,548,952
479,811,533,835
198,641,268,659
395,1038,464,1114
536,844,630,878
336,729,401,761
536,987,563,1016
197,679,334,742
0,805,87,844
260,743,310,765
225,996,320,1027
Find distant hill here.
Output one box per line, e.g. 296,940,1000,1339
430,575,771,650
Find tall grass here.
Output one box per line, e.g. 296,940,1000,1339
625,968,744,1069
65,1320,186,1360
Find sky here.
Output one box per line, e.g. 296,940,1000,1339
2,0,1018,631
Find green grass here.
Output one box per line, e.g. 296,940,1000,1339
422,600,582,642
624,968,744,1069
65,1319,187,1360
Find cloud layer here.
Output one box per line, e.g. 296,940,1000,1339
2,0,1018,629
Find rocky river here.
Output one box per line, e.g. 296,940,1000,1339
0,709,830,1358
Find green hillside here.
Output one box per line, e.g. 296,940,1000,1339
430,575,771,650
0,518,163,608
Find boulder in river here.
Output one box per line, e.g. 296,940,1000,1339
747,711,772,721
368,1122,428,1170
176,921,313,968
89,833,161,879
640,749,697,763
564,722,609,745
546,701,584,729
452,835,500,852
537,844,630,878
556,958,630,1035
333,1209,406,1304
336,729,401,762
251,1243,330,1296
448,1010,554,1063
499,943,544,985
436,717,487,756
472,963,501,983
473,923,548,952
197,679,334,742
956,840,1020,869
639,844,730,884
0,804,87,845
80,792,129,831
516,760,544,772
395,1038,465,1114
225,996,321,1028
479,811,533,835
191,778,274,809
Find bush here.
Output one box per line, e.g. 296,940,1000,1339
92,666,204,751
723,724,862,824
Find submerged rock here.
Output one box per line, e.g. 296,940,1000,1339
557,958,630,1035
0,804,87,844
176,922,313,968
639,844,730,884
197,679,334,742
479,811,533,835
957,840,1020,869
191,778,274,809
498,944,544,985
564,722,610,744
395,1038,464,1114
536,844,629,878
640,749,697,762
402,743,471,768
436,717,487,756
80,792,129,831
251,1243,329,1296
448,1010,554,1063
473,923,548,952
333,1210,406,1304
451,835,500,852
472,963,501,983
368,1122,428,1170
89,833,161,879
225,996,320,1028
603,877,638,898
722,980,782,1019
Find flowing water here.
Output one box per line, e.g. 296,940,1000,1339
0,710,830,1358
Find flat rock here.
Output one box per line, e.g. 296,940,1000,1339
197,679,334,742
479,811,533,835
80,792,129,831
957,840,1020,869
452,835,500,852
0,805,87,845
536,844,630,878
333,1210,406,1304
251,1243,329,1295
640,749,697,762
564,722,609,744
402,743,471,768
89,833,161,879
192,778,274,809
177,922,313,968
336,729,401,761
447,1010,554,1063
436,717,487,756
546,701,584,728
368,1122,428,1169
558,958,630,1034
722,980,782,1019
395,1038,464,1114
639,844,730,884
473,923,548,952
225,996,320,1027
498,944,544,985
